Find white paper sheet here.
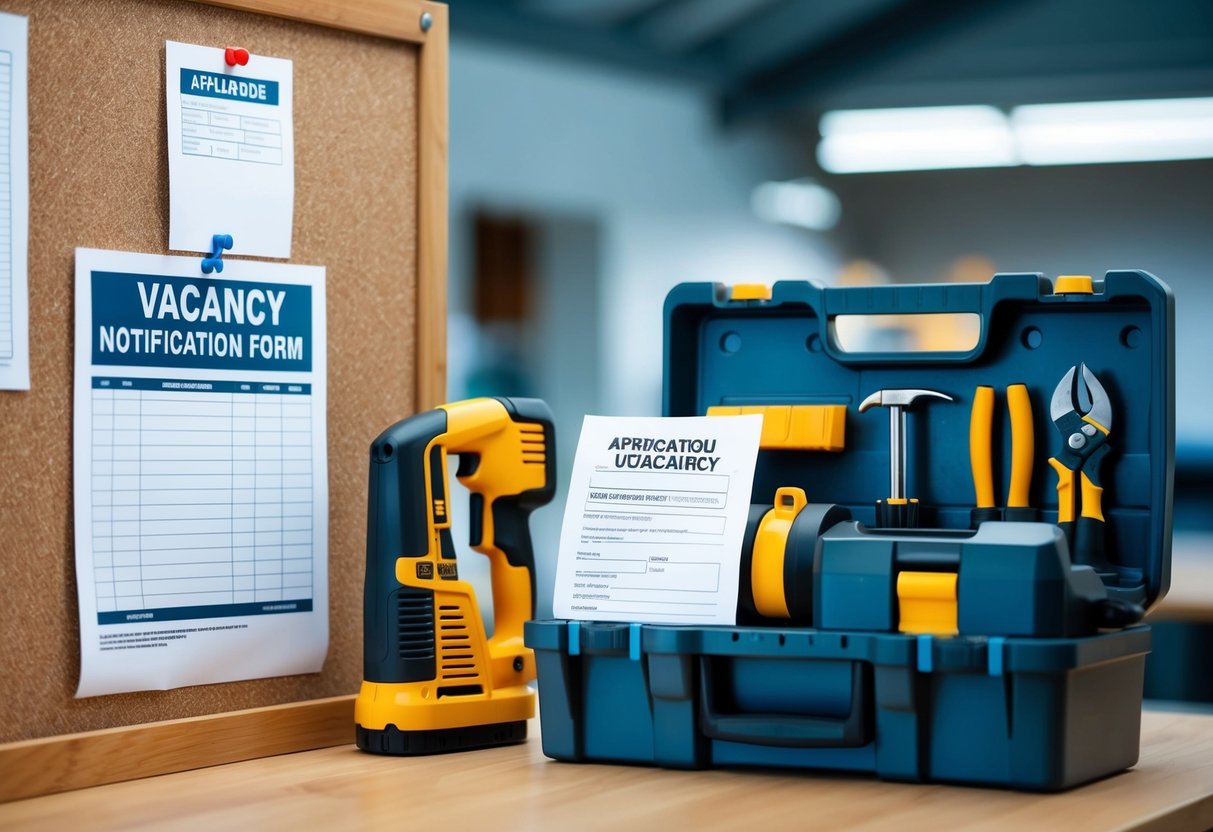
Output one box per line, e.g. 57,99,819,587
166,41,294,259
0,12,28,390
553,414,763,625
73,248,327,697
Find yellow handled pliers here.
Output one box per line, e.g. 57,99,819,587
969,383,1036,525
1047,364,1115,577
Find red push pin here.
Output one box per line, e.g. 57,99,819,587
224,47,250,67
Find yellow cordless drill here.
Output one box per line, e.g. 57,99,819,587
355,397,555,755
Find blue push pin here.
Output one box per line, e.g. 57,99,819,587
201,234,233,274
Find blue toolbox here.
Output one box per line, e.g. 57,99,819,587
526,271,1174,790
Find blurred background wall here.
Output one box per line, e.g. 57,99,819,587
438,0,1213,701
446,40,840,615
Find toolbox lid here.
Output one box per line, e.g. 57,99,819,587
663,272,1174,609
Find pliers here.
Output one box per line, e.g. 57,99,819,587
1047,364,1115,578
969,383,1036,526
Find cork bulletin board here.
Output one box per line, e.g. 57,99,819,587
0,0,447,799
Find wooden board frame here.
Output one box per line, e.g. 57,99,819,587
0,0,447,802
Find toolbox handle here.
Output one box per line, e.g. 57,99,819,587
815,275,1057,319
813,279,1037,364
697,658,869,749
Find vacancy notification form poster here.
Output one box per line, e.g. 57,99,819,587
166,41,294,258
73,248,327,697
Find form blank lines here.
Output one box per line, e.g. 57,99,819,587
90,379,313,621
0,53,11,360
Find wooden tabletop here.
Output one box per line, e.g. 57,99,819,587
3,708,1212,832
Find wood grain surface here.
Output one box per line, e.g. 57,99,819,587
1,708,1212,831
202,0,434,43
0,0,440,745
0,696,354,803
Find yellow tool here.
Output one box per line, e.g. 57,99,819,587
355,397,555,755
739,487,850,625
969,386,997,520
1006,384,1035,517
707,404,846,451
751,487,808,619
968,383,1036,527
1047,364,1116,578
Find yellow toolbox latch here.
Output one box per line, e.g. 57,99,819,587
897,571,958,636
729,283,772,301
1054,275,1094,295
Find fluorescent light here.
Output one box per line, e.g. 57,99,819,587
821,104,1007,135
1012,97,1213,165
818,105,1016,173
817,98,1213,173
751,179,841,231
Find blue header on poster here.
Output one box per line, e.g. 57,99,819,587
91,271,312,372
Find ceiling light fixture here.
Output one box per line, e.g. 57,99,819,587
818,105,1016,173
1012,97,1213,166
816,98,1213,173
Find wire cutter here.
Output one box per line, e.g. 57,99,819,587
1047,364,1116,578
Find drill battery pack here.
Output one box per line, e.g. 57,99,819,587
527,271,1174,791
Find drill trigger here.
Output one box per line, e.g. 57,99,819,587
469,492,485,548
456,451,481,478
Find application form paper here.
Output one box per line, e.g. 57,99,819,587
73,248,327,697
0,12,28,390
553,415,762,625
166,41,294,259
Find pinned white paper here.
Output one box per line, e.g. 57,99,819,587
166,41,294,259
553,414,763,625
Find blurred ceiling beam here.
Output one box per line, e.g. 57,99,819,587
630,0,781,53
450,0,724,83
685,0,904,77
816,67,1213,111
718,0,1029,126
520,0,670,26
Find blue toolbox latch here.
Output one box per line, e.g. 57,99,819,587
629,622,642,661
567,620,581,656
987,636,1006,676
916,634,933,673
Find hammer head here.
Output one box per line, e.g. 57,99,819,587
859,388,953,412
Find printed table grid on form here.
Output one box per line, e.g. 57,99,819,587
0,50,12,360
90,377,313,625
179,94,283,166
572,469,727,614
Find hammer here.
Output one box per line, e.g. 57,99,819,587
859,388,953,528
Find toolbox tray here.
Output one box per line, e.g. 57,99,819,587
528,272,1174,790
526,619,1149,791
